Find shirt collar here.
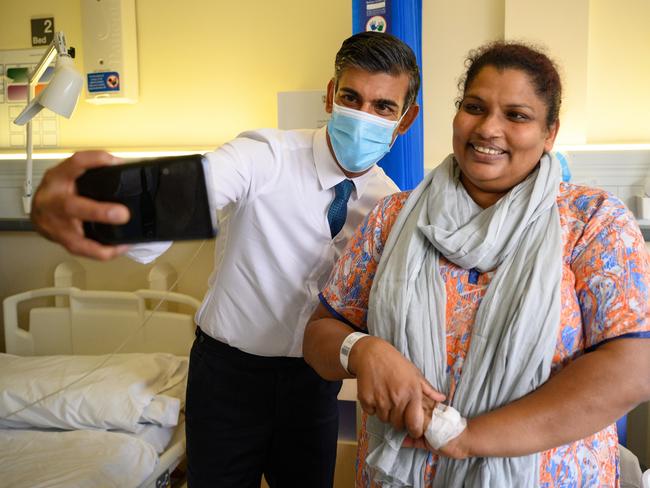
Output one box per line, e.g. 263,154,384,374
312,125,377,200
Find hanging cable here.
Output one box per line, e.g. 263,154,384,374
2,239,208,420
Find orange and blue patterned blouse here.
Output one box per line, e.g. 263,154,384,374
320,182,650,488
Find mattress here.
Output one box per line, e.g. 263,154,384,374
0,418,185,488
0,353,188,487
1,283,199,488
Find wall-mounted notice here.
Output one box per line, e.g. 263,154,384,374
81,0,139,104
353,0,392,34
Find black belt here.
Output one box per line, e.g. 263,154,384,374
194,327,306,368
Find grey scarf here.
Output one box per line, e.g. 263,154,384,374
365,153,562,487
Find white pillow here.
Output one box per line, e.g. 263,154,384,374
0,428,159,487
0,353,188,432
140,394,180,427
125,421,177,454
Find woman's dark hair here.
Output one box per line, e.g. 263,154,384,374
457,41,562,128
334,32,420,113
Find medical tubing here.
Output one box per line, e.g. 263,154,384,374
1,240,208,420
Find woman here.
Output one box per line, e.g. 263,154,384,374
303,41,650,487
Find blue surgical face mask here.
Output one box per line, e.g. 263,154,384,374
327,102,408,173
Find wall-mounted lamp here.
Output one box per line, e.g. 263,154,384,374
13,31,83,214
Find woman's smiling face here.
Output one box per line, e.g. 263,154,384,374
452,65,559,208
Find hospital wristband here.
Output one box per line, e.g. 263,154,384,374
339,331,369,375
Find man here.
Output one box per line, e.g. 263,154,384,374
30,31,420,487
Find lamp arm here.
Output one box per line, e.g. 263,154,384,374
24,116,33,214
29,32,70,83
23,32,72,215
23,77,37,214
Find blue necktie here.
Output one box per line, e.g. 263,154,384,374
327,179,354,238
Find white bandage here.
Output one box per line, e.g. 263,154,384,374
424,403,467,449
339,331,368,375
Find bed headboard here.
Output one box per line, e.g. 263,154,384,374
3,286,201,356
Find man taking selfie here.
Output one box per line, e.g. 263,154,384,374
30,32,420,488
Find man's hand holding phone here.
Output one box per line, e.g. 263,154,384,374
31,151,131,260
31,151,217,261
75,153,217,245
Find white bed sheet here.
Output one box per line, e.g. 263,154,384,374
0,428,159,488
1,282,196,487
0,353,187,432
125,421,177,454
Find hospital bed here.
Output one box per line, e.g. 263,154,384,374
2,271,646,488
1,275,200,488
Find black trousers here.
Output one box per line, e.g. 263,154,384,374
185,328,342,488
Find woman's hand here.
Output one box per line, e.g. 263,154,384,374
349,336,446,438
401,338,650,459
303,305,446,439
401,397,472,460
31,151,130,260
402,425,472,460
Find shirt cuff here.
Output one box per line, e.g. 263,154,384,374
125,241,173,264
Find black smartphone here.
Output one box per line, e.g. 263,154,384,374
76,154,218,244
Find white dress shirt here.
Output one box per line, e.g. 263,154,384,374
132,127,398,357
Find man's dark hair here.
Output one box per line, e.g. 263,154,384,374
334,32,420,113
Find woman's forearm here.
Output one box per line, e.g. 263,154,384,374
303,306,358,380
304,303,446,438
461,338,650,458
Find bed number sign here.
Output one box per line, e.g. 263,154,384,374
31,17,55,47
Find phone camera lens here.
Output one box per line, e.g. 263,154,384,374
162,168,170,176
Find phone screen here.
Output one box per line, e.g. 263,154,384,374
76,154,217,244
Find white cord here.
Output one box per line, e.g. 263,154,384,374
1,240,208,420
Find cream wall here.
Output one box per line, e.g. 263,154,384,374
0,232,215,351
0,1,647,356
0,0,351,350
505,0,591,145
422,0,505,166
0,0,511,343
1,0,351,150
1,0,649,472
423,0,650,165
2,1,649,157
587,0,650,143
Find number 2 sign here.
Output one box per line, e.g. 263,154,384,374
31,17,55,47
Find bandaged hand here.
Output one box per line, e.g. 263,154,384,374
402,403,470,459
424,404,467,449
